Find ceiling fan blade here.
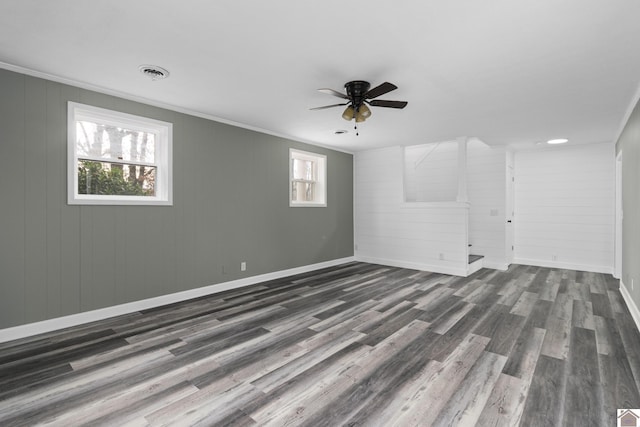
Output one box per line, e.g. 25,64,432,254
369,100,408,109
310,103,348,110
318,88,349,99
364,82,398,99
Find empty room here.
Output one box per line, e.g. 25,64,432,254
2,1,640,426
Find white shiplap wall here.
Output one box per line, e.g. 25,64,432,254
404,142,458,202
354,146,469,276
514,143,615,273
467,142,509,270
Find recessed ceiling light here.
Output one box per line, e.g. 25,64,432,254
547,138,568,145
139,65,170,81
335,130,348,135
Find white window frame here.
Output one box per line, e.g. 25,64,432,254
67,102,173,205
289,148,327,207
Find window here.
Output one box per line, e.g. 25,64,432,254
68,102,172,205
289,148,326,207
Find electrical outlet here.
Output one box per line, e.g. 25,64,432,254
222,265,227,275
551,255,557,261
354,244,358,251
241,261,247,272
439,253,444,260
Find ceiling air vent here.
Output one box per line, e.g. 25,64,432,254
139,65,170,81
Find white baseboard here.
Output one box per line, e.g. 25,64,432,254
620,280,640,333
355,255,468,277
0,256,356,343
482,261,509,271
512,258,613,275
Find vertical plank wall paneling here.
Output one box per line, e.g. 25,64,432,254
514,143,615,273
467,142,508,270
24,76,48,321
354,147,468,276
45,81,64,319
58,84,82,318
0,69,27,326
0,68,354,329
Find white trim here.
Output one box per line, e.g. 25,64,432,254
614,82,640,145
68,101,173,206
620,280,640,334
615,150,623,279
289,148,327,207
355,255,468,277
0,257,355,343
0,61,354,155
482,261,509,271
513,257,613,275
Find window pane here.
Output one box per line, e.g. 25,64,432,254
289,148,326,207
78,160,156,196
293,159,315,181
76,121,156,163
292,181,315,202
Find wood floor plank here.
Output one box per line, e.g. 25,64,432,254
429,301,475,335
502,325,546,379
527,299,553,329
240,341,368,423
571,299,595,330
250,320,431,426
541,292,573,360
510,291,539,317
592,292,614,318
388,334,490,427
0,263,637,427
562,327,604,426
431,350,507,427
608,289,627,314
615,315,640,395
526,268,552,293
539,279,560,302
519,355,567,426
477,373,528,427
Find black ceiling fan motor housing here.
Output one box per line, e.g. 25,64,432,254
345,81,371,109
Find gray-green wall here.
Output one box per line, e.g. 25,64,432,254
0,68,354,329
616,95,640,309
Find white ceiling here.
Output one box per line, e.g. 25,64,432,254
1,1,639,152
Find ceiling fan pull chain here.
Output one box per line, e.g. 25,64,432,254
355,123,359,136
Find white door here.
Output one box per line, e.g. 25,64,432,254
506,164,515,265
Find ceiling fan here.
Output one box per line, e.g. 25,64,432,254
311,80,407,134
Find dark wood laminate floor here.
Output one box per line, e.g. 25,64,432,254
1,262,639,426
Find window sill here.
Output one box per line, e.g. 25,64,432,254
290,202,327,208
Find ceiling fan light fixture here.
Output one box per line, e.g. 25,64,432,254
355,113,367,123
342,105,355,121
358,104,372,118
